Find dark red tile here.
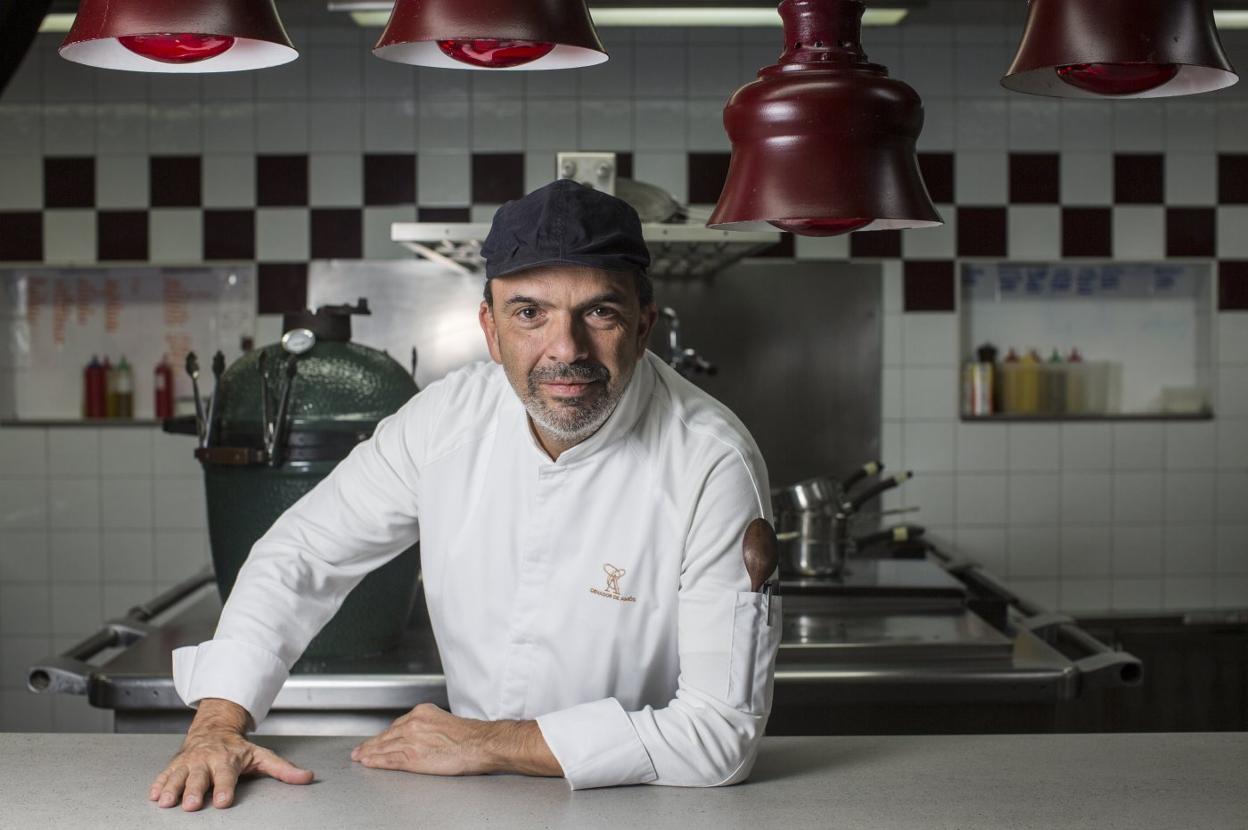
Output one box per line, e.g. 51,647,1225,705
904,260,956,312
755,233,795,258
1009,153,1060,204
1220,261,1248,311
97,211,148,261
0,212,43,261
417,207,471,222
1061,207,1112,258
1167,207,1216,257
149,156,202,208
956,207,1007,257
257,155,309,207
471,153,525,203
203,210,255,260
687,152,732,204
850,229,902,258
364,154,417,206
258,263,308,314
310,209,363,259
1114,154,1164,204
44,157,94,208
1218,154,1248,204
917,152,954,204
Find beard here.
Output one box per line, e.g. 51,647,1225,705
521,360,633,444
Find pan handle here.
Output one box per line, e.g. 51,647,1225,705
840,460,882,494
846,471,913,513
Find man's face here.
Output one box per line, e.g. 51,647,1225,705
479,266,658,448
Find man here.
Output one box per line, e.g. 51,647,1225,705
151,180,781,811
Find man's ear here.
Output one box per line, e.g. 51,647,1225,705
636,302,659,351
478,301,503,364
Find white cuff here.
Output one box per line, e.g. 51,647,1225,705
172,639,290,728
536,698,658,790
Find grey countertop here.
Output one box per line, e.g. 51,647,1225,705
2,732,1244,829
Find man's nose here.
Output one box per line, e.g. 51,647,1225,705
545,313,591,365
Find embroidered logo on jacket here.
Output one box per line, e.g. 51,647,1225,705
590,563,636,603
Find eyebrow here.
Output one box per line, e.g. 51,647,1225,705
502,292,628,311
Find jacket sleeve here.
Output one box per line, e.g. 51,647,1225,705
537,449,781,789
172,395,426,727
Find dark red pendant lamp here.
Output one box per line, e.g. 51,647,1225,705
1002,0,1238,98
708,0,941,238
374,0,607,70
60,0,296,73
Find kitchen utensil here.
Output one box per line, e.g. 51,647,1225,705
204,351,225,449
185,352,205,447
267,355,299,467
258,350,272,448
846,471,913,513
743,517,780,592
839,460,881,495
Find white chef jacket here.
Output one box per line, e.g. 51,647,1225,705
173,350,782,790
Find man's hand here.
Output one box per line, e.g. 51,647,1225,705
149,698,314,811
351,703,562,778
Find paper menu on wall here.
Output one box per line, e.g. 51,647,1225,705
1,266,256,420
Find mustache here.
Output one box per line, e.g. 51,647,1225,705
529,362,610,384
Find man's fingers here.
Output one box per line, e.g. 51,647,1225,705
351,731,395,759
181,767,211,811
252,748,315,785
157,766,189,809
148,770,169,801
358,751,411,771
209,762,241,809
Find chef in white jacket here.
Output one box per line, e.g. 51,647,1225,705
151,179,782,811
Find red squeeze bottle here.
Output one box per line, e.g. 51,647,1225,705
84,356,106,418
154,355,175,420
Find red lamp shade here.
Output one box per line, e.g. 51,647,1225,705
1002,0,1238,98
374,0,607,70
708,0,942,237
60,0,296,73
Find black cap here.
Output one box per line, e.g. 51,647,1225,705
481,179,651,280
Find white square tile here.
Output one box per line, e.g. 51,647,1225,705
470,205,499,224
956,473,1008,525
881,367,903,420
101,530,155,582
95,156,148,210
524,100,580,152
954,152,1007,204
152,432,199,477
579,45,635,98
880,421,903,472
1217,367,1248,416
0,636,51,691
1216,102,1248,151
472,99,525,152
418,68,470,102
1007,206,1060,260
881,313,903,366
0,530,49,581
418,99,469,152
202,155,256,208
1112,577,1163,611
1060,101,1113,151
256,57,307,100
309,154,363,207
149,210,203,264
904,44,954,99
51,584,102,638
633,100,686,150
688,45,742,98
1217,314,1248,364
200,71,255,102
364,53,416,101
901,210,957,258
1113,101,1165,151
1165,101,1217,151
1217,207,1248,258
307,47,363,99
956,99,1008,150
0,480,47,531
635,45,688,98
633,153,688,204
1165,422,1217,469
918,98,956,152
1218,471,1248,524
0,689,53,731
417,152,471,207
525,151,558,193
1111,423,1164,470
1008,525,1059,577
48,428,98,477
954,526,1008,575
1007,98,1059,151
954,43,1009,99
3,48,43,103
1011,577,1060,608
1215,524,1248,574
1060,424,1112,471
152,479,206,530
1007,423,1060,471
903,420,956,471
256,209,311,262
794,234,850,261
579,99,634,152
0,157,42,210
902,366,959,420
1214,575,1248,608
469,71,524,102
1217,419,1248,470
898,472,955,525
1112,525,1164,575
308,100,363,154
1007,473,1060,524
1060,472,1112,524
881,262,903,313
1165,471,1216,525
43,105,96,156
1163,575,1215,609
1058,578,1112,613
364,100,417,153
686,99,729,153
1059,152,1112,205
1164,153,1217,206
1112,206,1165,260
363,206,417,260
104,582,156,618
1,583,51,635
47,479,99,529
43,211,96,266
201,101,255,154
525,65,579,99
1113,472,1164,523
955,422,1007,471
154,529,210,582
148,103,202,154
256,101,309,153
902,315,958,366
0,105,44,156
0,427,47,477
49,530,100,583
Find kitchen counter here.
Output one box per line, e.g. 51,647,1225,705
1,732,1244,829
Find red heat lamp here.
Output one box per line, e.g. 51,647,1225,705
375,0,606,70
60,0,296,73
1003,0,1238,98
708,0,942,238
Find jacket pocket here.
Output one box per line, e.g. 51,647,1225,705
726,592,782,714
